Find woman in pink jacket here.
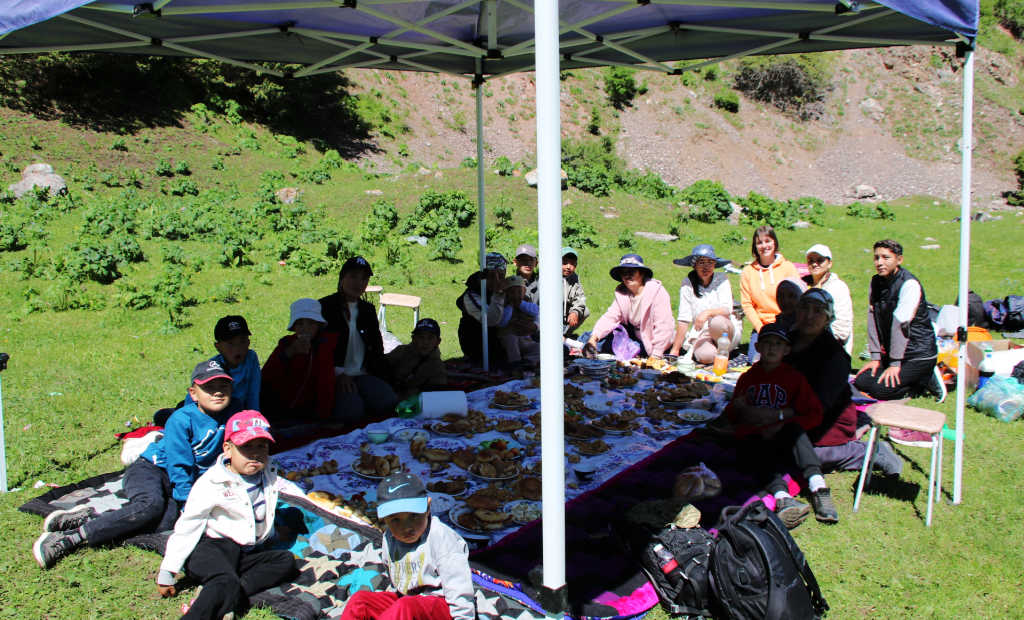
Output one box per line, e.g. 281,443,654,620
584,254,675,358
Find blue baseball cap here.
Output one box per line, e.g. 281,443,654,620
377,472,429,518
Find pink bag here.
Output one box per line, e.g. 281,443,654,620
611,325,641,362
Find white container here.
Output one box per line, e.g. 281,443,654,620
419,391,468,418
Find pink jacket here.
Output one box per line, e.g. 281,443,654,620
592,278,675,356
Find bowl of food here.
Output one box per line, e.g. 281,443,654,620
575,462,597,481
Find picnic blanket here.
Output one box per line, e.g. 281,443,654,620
19,472,554,620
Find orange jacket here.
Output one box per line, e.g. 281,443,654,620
740,254,798,331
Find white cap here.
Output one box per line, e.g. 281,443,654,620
288,298,326,330
805,244,832,260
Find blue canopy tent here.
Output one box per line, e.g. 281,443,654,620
0,0,978,607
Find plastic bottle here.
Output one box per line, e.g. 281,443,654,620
713,331,730,376
395,395,421,418
651,543,679,574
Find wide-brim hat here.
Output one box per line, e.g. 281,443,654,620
609,253,653,281
673,244,731,268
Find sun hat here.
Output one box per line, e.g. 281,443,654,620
561,247,578,259
214,315,251,342
190,359,233,386
673,244,731,268
805,244,833,260
341,255,373,277
800,288,835,319
288,298,326,330
609,253,653,281
485,251,507,271
515,244,538,260
758,321,791,343
224,410,275,445
377,471,429,518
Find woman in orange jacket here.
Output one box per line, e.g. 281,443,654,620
740,225,799,345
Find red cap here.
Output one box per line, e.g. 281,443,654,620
224,410,275,445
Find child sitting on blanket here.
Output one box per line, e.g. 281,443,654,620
342,472,475,620
386,317,448,400
33,360,236,569
497,275,540,370
723,322,838,528
157,410,300,619
260,298,339,427
185,315,261,415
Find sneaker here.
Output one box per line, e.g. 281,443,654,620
774,497,811,530
926,365,947,403
32,531,82,569
43,505,97,532
889,427,935,448
871,440,903,476
809,488,839,524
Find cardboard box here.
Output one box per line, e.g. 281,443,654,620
964,340,1023,390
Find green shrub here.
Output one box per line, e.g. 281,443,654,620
460,157,477,169
617,230,635,250
720,229,746,246
787,196,826,226
494,203,514,232
676,180,733,224
154,158,174,177
401,190,475,238
59,241,123,284
0,221,27,251
603,66,638,109
360,200,399,246
174,161,191,176
430,228,463,262
713,88,740,113
619,170,678,200
494,156,516,176
846,201,895,220
996,0,1024,36
563,210,599,249
587,107,602,135
567,165,615,197
738,191,790,228
734,54,834,120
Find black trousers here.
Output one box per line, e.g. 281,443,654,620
82,458,179,546
853,356,937,401
740,423,823,495
182,536,296,620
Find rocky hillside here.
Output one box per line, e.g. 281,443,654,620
349,45,1024,208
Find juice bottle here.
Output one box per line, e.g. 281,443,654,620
713,331,730,376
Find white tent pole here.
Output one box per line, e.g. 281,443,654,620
953,47,974,505
476,71,490,373
535,0,567,607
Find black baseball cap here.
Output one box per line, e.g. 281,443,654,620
377,472,429,518
412,318,441,337
214,315,251,342
758,321,791,343
341,255,373,277
191,359,233,386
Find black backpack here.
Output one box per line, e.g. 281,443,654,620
639,526,717,618
709,503,828,620
1003,295,1024,331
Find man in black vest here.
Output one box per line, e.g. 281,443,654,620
854,239,942,408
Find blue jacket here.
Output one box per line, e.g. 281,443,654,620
184,350,261,414
141,401,229,502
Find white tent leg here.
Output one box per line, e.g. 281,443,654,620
476,72,490,372
535,0,567,608
953,48,974,505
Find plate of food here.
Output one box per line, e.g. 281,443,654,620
429,422,466,437
490,390,534,409
656,395,690,409
426,476,469,496
350,460,388,480
449,505,512,534
478,438,524,460
504,500,542,525
468,461,521,481
677,408,720,423
395,428,431,443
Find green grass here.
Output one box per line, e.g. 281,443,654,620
2,96,1024,618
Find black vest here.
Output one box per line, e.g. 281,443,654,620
869,267,937,361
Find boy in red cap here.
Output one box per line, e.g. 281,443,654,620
157,410,300,619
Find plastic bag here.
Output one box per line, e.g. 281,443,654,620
611,325,641,362
672,462,723,502
967,375,1024,423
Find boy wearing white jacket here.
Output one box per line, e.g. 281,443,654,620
157,410,299,620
